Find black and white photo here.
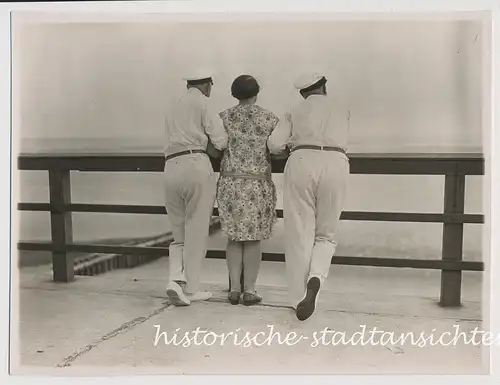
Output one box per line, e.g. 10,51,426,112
7,4,496,378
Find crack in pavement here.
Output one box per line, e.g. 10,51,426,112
206,297,481,322
53,298,480,368
57,303,171,368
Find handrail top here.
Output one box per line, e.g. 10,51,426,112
17,151,484,160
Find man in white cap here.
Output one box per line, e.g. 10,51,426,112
267,72,350,321
164,69,228,306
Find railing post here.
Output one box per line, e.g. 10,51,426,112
49,169,74,282
439,172,466,307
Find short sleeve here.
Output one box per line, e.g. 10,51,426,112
269,113,279,130
261,109,280,134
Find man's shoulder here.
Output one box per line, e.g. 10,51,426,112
326,94,348,107
182,89,207,106
174,90,201,105
287,99,305,114
321,95,349,116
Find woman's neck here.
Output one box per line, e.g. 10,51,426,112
238,99,255,106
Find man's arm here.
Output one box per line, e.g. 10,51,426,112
267,111,292,154
202,102,228,152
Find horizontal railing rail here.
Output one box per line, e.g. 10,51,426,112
16,151,485,307
17,204,484,224
17,152,484,174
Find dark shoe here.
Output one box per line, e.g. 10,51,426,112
296,277,320,321
228,291,240,305
242,291,262,306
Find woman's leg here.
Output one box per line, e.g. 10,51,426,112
242,240,262,293
226,240,244,292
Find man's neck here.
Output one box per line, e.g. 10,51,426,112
188,87,205,96
304,93,326,100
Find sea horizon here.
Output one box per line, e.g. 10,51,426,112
17,137,484,155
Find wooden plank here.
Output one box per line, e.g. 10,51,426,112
17,153,485,175
16,203,484,224
338,211,484,224
440,173,466,307
18,242,170,256
335,257,482,271
48,170,74,282
206,250,483,271
15,203,176,216
72,204,165,215
18,203,167,214
17,242,483,271
18,203,51,211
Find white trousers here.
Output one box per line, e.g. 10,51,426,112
164,153,217,294
283,150,349,308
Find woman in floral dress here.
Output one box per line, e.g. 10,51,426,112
217,75,279,306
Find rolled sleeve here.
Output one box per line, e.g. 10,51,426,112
267,112,292,154
202,102,228,151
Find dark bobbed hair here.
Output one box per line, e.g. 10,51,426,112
231,75,260,101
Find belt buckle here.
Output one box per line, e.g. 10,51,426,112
320,145,324,151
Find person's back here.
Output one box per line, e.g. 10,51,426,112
163,71,228,307
216,75,279,306
165,87,225,156
286,94,349,151
220,104,275,176
267,72,350,321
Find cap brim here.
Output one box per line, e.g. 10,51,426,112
186,77,213,85
298,76,327,92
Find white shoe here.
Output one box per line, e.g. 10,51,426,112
186,291,212,302
166,281,190,306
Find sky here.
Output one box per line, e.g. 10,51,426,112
13,19,484,151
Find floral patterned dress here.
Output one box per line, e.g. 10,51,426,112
217,104,279,241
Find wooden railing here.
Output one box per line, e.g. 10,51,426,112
17,152,485,307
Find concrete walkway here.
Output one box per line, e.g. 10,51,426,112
12,249,487,375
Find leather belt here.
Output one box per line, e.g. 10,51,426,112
165,149,206,161
220,172,272,181
291,145,347,155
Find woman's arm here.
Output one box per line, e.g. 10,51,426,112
206,137,224,159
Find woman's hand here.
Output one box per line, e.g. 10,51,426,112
270,148,290,160
206,138,223,159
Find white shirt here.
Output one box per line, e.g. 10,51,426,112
267,94,350,153
164,88,228,156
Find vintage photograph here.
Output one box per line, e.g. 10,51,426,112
10,9,491,375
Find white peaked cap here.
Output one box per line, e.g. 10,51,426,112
183,68,214,82
293,72,326,90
